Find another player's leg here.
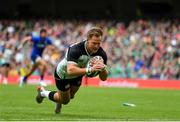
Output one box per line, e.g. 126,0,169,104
1,64,10,84
19,63,38,86
37,59,47,87
19,56,40,86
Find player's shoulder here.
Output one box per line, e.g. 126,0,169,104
31,36,40,40
67,41,85,56
45,37,52,43
32,36,46,42
45,36,51,40
68,41,85,52
97,47,107,57
96,47,107,64
69,40,85,48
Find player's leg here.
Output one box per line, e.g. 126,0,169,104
37,59,47,86
70,85,80,99
69,76,83,99
54,77,82,113
54,90,71,113
0,65,6,84
52,76,72,113
36,86,71,113
19,63,38,86
54,79,82,113
36,70,72,113
36,88,70,103
19,56,39,86
25,63,38,78
1,63,10,84
55,74,82,113
26,56,42,78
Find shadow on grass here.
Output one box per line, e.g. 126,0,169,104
1,112,126,121
59,113,118,120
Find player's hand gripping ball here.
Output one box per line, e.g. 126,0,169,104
86,56,104,77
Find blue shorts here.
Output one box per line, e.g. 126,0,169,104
31,55,42,63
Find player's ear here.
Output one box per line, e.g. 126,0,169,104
86,39,89,45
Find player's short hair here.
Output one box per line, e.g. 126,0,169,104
40,28,47,34
87,27,103,40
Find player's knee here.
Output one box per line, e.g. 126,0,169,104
61,99,70,105
70,95,74,99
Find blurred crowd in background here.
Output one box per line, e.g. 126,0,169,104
0,19,179,80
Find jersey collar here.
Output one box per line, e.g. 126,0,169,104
84,41,91,57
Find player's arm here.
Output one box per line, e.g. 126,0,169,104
18,35,32,51
66,46,103,76
67,62,103,76
98,52,108,81
67,63,86,76
43,38,57,54
43,45,56,55
66,46,85,76
46,45,56,50
99,66,108,81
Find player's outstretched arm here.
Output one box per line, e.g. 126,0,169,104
46,45,56,51
67,63,87,76
67,63,104,76
18,36,32,51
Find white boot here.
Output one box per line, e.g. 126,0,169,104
39,80,47,87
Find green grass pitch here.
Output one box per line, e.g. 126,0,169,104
0,85,180,121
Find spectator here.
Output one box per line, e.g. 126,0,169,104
0,19,179,80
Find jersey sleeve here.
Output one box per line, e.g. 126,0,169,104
98,48,107,65
102,51,107,65
66,46,80,64
46,37,52,45
31,36,39,43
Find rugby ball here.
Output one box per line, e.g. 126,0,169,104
86,56,103,77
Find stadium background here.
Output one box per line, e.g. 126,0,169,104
0,0,180,20
0,0,179,84
0,0,180,121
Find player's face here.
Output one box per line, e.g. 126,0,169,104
87,36,102,54
40,32,47,38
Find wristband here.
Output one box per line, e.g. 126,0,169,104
86,67,92,75
101,65,108,72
